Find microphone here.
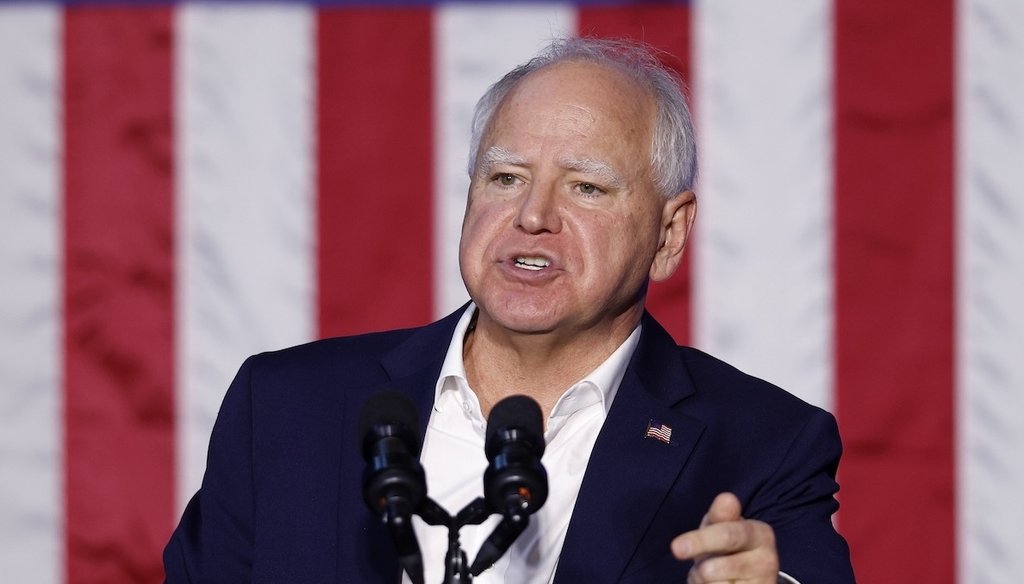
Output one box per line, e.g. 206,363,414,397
359,390,427,584
470,395,548,576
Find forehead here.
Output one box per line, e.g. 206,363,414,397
482,60,656,163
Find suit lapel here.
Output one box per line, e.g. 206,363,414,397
555,314,706,582
378,306,467,440
337,308,465,582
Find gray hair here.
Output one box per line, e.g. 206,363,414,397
467,37,698,198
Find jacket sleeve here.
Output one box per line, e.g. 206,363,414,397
163,356,258,583
747,408,855,583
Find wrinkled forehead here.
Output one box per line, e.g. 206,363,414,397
479,60,656,160
501,59,653,117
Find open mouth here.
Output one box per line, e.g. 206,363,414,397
514,256,551,271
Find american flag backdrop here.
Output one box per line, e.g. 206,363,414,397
1,0,1022,582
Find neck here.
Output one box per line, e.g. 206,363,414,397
463,308,641,419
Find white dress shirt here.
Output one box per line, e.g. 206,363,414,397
406,305,640,584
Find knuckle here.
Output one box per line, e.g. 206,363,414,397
696,556,725,581
723,523,746,550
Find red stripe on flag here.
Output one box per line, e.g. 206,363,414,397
63,7,176,582
317,8,435,337
576,5,694,345
834,1,956,581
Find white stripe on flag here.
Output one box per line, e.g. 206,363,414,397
957,0,1024,580
176,4,316,510
432,3,577,318
0,5,62,581
693,0,834,411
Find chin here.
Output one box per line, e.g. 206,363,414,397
499,319,559,336
478,296,564,335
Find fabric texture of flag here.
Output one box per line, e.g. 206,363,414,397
1,1,1023,583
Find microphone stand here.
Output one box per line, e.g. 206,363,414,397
415,496,510,583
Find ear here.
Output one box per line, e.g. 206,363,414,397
649,190,697,282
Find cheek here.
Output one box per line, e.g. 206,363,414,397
458,223,484,288
460,202,504,261
460,197,487,242
582,210,640,249
584,213,658,272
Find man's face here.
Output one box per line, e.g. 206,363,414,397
459,60,689,338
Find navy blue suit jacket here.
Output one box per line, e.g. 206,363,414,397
164,308,854,582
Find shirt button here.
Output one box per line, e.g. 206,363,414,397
462,401,472,412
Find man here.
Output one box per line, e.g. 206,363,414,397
165,38,854,583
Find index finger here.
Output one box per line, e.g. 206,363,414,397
671,518,768,560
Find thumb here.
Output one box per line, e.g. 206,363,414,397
700,492,743,528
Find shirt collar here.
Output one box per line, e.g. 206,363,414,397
549,324,640,419
433,304,478,405
434,303,641,419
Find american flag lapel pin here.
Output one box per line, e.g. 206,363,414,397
645,419,672,444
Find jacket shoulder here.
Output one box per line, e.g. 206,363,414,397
249,327,420,381
244,306,464,390
676,345,824,418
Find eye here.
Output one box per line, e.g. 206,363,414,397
495,173,518,187
576,182,604,197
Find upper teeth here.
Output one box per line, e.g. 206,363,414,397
515,257,550,270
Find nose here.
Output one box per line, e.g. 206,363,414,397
514,181,562,234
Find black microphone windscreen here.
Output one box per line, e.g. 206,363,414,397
472,395,548,576
486,395,544,455
358,390,419,447
357,390,427,584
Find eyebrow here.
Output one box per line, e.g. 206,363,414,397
559,156,625,190
477,147,626,190
478,146,527,173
